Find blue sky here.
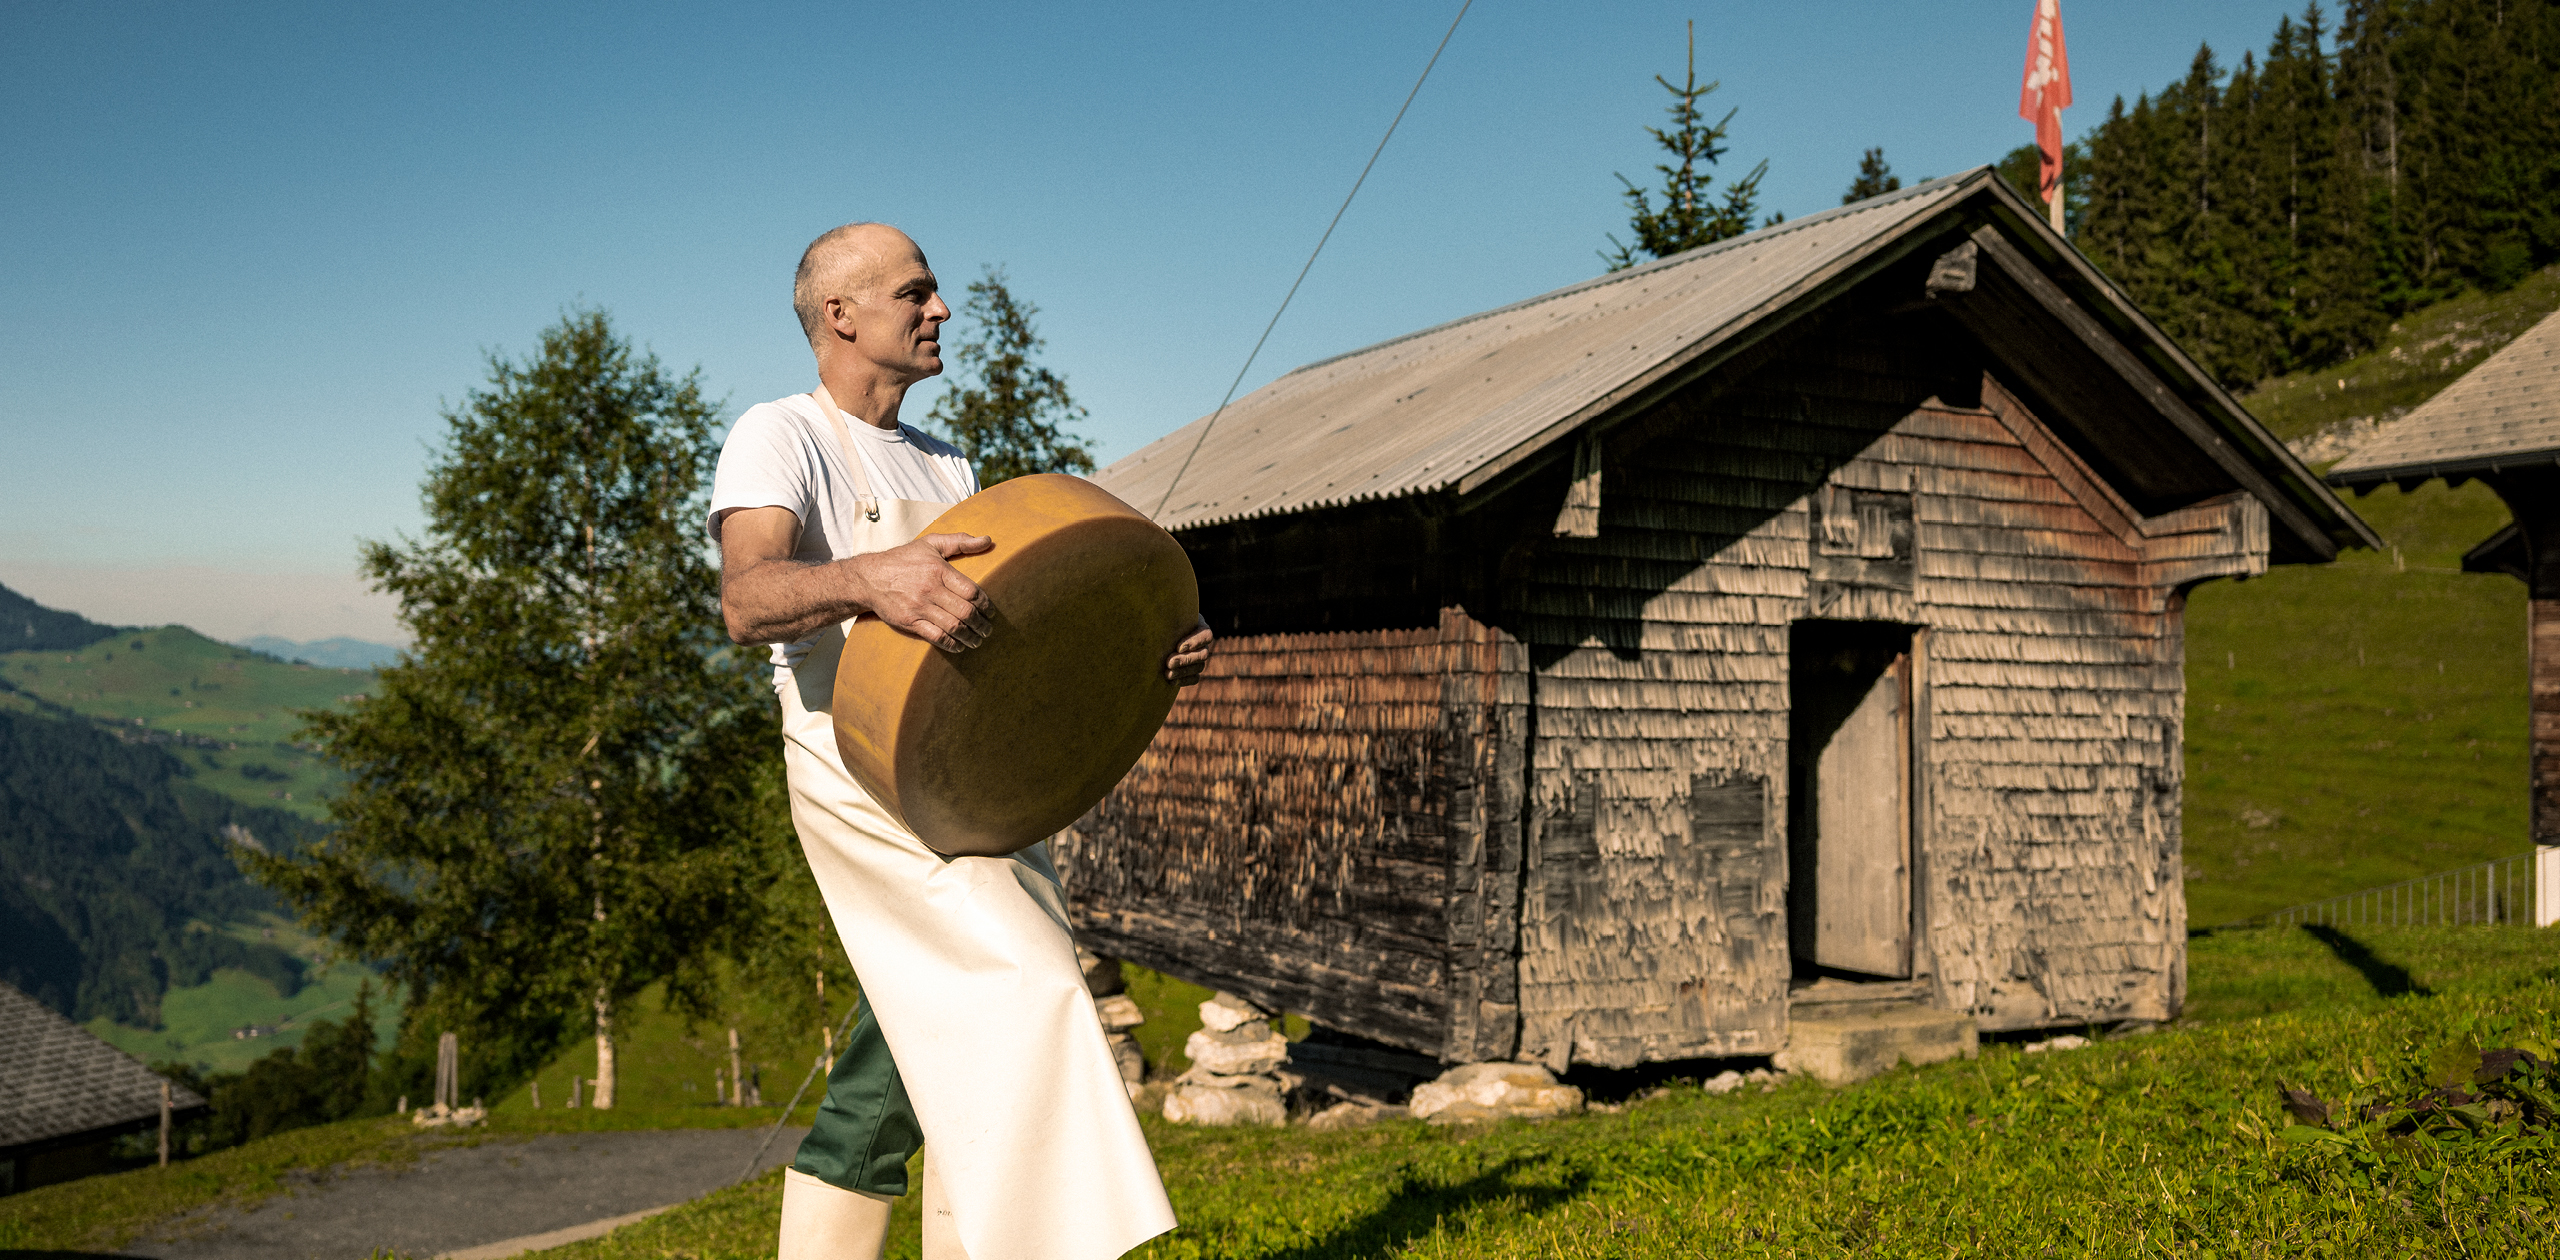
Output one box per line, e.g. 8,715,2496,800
1,1,2309,643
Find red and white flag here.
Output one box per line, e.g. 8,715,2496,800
2018,0,2072,218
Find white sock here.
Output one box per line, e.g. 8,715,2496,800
779,1167,894,1260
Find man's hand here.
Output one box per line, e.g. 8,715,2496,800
718,507,992,651
1164,616,1214,687
847,533,994,653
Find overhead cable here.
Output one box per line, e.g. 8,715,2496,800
1151,0,1474,521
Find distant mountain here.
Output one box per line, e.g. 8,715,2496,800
235,636,404,670
1,582,121,653
0,707,324,1026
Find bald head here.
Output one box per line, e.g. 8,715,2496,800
793,222,923,348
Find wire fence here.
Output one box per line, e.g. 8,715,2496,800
2244,848,2560,929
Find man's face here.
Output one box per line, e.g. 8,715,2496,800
829,235,950,383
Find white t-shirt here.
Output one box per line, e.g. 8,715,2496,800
708,392,981,669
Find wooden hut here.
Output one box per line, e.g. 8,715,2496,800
2328,307,2560,851
1061,169,2379,1071
0,980,205,1193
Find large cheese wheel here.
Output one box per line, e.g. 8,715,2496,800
832,474,1199,857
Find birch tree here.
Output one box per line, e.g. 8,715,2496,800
248,310,770,1106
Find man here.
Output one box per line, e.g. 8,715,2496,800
711,222,1209,1260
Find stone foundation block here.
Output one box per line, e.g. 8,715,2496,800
1776,1005,1978,1086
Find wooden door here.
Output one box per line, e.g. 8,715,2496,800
1789,623,1913,979
1811,655,1909,974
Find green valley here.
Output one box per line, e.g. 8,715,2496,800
0,596,391,1067
0,623,377,821
82,913,403,1075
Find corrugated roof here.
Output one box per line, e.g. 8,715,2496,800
2328,306,2560,484
0,981,204,1151
1097,173,1982,532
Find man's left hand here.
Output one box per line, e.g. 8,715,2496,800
1164,617,1214,687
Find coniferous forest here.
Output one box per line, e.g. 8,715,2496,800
2054,0,2559,390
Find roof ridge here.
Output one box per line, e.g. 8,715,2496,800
1271,168,1994,381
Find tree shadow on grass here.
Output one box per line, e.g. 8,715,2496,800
1255,1155,1589,1260
2303,924,2432,999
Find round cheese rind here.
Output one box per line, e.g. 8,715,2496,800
833,474,1200,857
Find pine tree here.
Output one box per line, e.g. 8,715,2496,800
1602,22,1768,270
246,310,771,1109
926,269,1095,486
1843,148,1902,204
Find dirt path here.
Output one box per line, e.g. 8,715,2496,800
129,1126,808,1260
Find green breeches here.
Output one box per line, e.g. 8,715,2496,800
790,994,923,1196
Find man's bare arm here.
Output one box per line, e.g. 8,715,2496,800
718,506,993,652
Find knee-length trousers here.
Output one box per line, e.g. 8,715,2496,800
792,996,921,1195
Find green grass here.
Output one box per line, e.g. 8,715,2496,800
2182,924,2560,1027
17,926,2555,1258
1123,966,1320,1080
488,979,838,1127
82,915,402,1073
2241,263,2560,448
534,925,2560,1260
2182,477,2528,925
0,624,374,821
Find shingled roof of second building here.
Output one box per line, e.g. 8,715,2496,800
0,981,204,1152
2327,306,2560,486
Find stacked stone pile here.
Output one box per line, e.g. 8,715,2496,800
408,1100,486,1128
1162,992,1288,1127
1407,1062,1583,1125
1077,949,1148,1097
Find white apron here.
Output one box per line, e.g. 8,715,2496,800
774,405,1176,1260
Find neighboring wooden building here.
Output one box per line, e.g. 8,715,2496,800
0,981,205,1193
2329,307,2560,851
1061,170,2378,1070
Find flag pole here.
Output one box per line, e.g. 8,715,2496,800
2021,0,2072,239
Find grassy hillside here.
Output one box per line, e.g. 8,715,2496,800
2182,480,2527,924
0,706,332,1026
2243,263,2560,453
478,963,1238,1123
2179,271,2554,925
0,624,375,820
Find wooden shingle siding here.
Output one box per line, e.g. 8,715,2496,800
1058,609,1526,1059
1508,324,2260,1065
